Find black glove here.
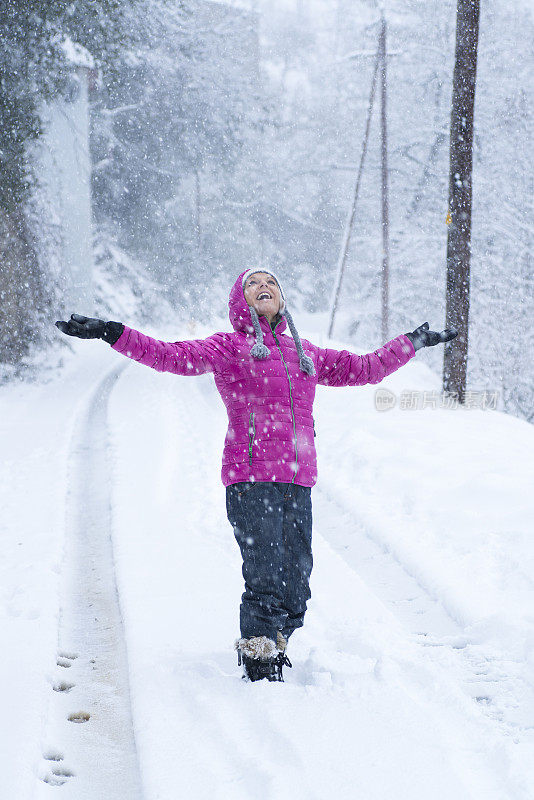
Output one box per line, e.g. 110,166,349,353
405,322,458,352
55,314,124,344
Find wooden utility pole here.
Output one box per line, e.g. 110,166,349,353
379,14,390,343
443,0,480,402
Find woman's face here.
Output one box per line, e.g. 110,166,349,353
243,272,281,323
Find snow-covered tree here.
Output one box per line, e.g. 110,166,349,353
0,0,144,364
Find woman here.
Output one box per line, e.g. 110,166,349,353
56,270,457,682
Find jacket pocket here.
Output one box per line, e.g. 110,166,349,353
248,411,256,466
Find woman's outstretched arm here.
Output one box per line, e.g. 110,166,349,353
55,314,235,376
315,323,457,387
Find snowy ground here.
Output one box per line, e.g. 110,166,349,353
1,321,533,799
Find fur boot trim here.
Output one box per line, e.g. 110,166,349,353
235,635,278,660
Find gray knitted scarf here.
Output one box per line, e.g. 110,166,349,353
248,305,315,376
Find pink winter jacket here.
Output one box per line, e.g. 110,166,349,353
111,271,415,487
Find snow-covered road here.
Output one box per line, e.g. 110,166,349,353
1,330,533,799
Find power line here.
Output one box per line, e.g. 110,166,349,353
327,41,381,339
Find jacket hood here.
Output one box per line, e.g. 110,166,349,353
228,270,287,336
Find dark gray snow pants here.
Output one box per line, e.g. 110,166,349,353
226,481,313,643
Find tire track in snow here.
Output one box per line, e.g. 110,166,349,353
314,484,534,796
314,485,461,638
36,364,144,799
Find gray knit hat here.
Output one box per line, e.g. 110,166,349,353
242,269,315,376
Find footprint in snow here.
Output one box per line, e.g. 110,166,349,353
53,680,75,693
42,753,74,786
57,651,78,668
68,711,90,723
44,749,64,762
42,767,74,786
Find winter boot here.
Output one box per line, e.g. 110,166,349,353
235,636,292,682
241,653,278,682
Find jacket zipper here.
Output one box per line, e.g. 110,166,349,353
248,411,255,466
272,320,298,483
